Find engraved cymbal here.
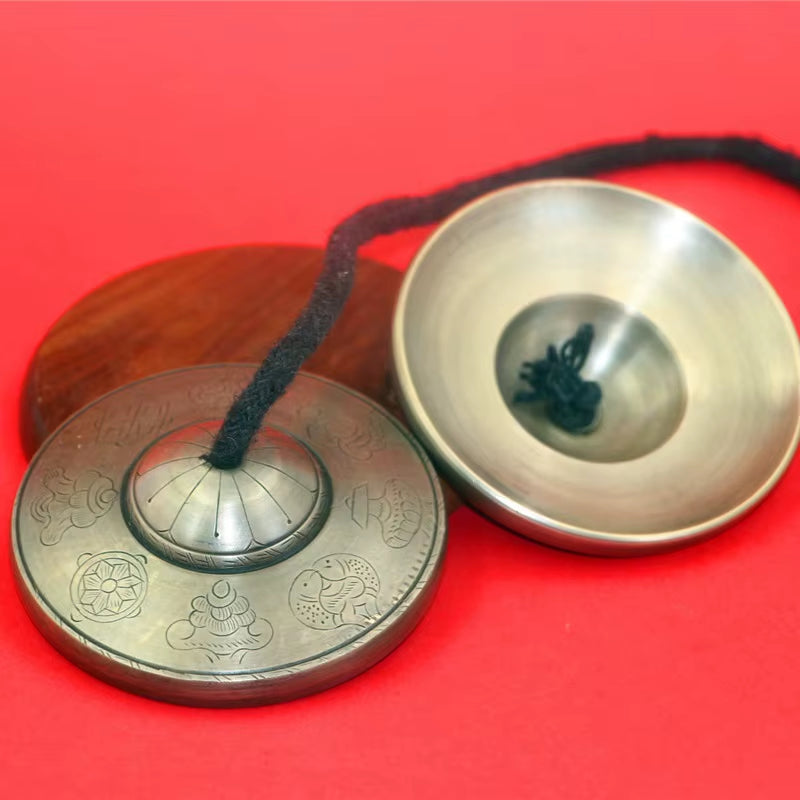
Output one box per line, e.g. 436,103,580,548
12,366,446,706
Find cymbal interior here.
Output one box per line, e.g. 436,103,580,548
393,179,800,553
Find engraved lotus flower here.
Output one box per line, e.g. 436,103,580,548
77,556,144,617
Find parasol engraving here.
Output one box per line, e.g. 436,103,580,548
346,479,424,548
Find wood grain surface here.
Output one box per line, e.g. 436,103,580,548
21,244,404,452
20,244,462,510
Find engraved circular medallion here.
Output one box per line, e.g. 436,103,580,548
70,551,148,623
12,366,446,706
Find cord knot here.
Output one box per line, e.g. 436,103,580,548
514,324,602,433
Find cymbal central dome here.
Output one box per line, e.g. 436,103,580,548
125,422,331,572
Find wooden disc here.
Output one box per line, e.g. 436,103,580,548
20,245,404,457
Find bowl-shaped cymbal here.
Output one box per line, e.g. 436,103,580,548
392,179,800,554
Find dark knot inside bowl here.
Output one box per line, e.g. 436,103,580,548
496,294,687,463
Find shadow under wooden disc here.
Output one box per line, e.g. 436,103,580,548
21,244,406,457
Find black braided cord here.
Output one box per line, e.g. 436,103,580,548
205,134,800,469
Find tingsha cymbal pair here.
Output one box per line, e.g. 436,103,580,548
12,135,800,705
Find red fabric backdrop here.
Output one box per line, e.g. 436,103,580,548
1,3,799,798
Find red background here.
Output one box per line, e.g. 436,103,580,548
2,3,800,798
